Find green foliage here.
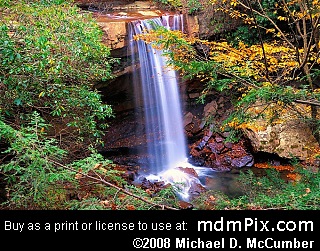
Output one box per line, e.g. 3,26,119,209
153,0,182,9
68,197,107,210
0,0,186,211
230,167,320,210
191,166,320,210
0,113,181,210
116,184,179,210
67,184,180,210
185,0,203,14
225,2,273,46
237,169,286,202
223,0,282,46
0,0,120,209
69,152,126,187
0,0,117,145
0,111,70,209
191,190,231,210
226,26,259,47
152,0,203,14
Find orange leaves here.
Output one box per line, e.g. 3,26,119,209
286,173,299,181
254,162,294,172
126,205,136,210
254,162,299,181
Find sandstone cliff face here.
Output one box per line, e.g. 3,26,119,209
75,1,161,53
74,1,236,53
90,3,199,56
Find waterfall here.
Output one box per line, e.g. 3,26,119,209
128,15,200,199
129,15,188,173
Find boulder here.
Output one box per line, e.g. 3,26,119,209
243,102,320,161
244,119,319,161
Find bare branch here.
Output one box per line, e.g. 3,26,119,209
237,1,296,48
294,99,320,107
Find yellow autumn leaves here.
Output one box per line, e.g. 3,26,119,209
207,41,299,82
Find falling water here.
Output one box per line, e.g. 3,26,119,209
128,15,200,199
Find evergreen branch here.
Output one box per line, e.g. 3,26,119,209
49,159,180,210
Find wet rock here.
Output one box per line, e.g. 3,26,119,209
184,112,194,127
230,155,254,168
215,136,224,143
211,165,232,172
204,100,218,118
188,155,205,166
184,112,202,136
189,131,254,172
188,182,207,196
208,141,225,153
224,141,233,149
177,167,199,178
